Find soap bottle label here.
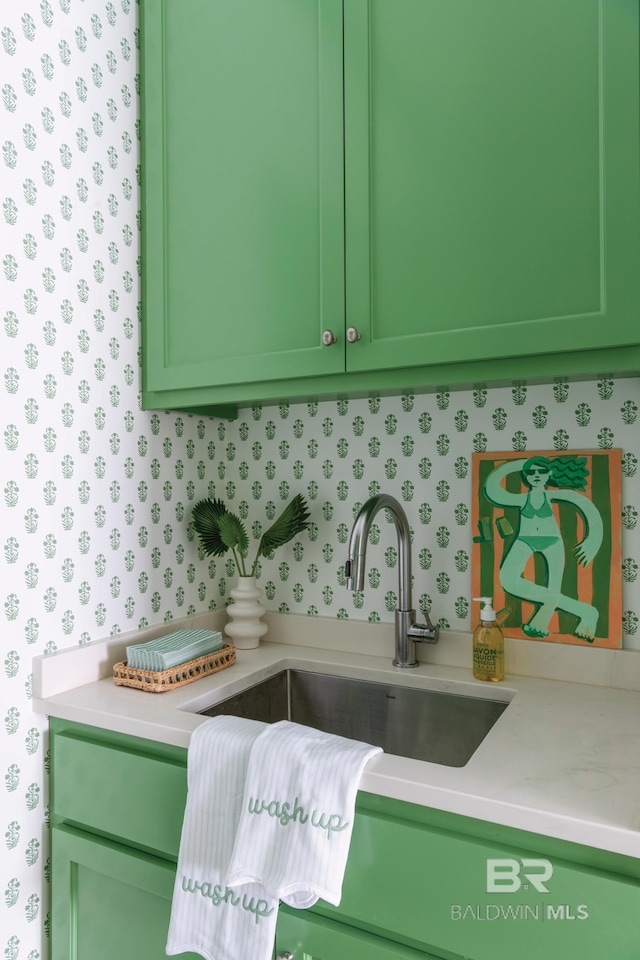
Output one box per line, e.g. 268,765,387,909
473,642,504,680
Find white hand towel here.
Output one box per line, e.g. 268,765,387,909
226,719,382,909
166,715,279,960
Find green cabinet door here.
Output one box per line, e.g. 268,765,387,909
52,823,434,960
344,0,640,373
142,0,345,396
142,0,640,411
51,825,201,960
276,906,439,959
50,721,640,960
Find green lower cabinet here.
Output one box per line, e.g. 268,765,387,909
51,825,201,960
51,823,434,960
326,803,640,959
50,719,640,960
275,908,437,959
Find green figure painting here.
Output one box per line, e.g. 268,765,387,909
472,450,622,647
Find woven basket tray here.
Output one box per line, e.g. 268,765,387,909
113,644,236,693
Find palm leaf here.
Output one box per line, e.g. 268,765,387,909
192,498,229,557
256,494,310,562
218,511,249,557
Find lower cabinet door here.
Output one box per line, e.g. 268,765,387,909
51,825,201,960
53,823,436,960
275,907,439,959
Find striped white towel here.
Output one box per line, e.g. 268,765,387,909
166,716,278,960
226,719,382,909
126,628,223,672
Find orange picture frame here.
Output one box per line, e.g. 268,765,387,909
471,449,622,648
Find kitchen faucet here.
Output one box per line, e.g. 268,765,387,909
345,494,439,668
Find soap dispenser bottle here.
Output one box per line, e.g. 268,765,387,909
472,597,504,682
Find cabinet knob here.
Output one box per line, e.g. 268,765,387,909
322,329,337,346
275,953,294,960
346,326,361,343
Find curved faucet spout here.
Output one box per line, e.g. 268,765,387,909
346,494,412,610
345,494,438,668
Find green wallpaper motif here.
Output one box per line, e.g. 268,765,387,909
1,3,639,958
1,2,219,955
232,384,640,641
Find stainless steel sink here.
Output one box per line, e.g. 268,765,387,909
198,670,510,767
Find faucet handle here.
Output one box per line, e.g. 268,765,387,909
408,621,439,644
421,607,437,634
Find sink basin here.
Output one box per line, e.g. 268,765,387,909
198,670,510,767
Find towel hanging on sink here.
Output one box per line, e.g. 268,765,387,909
166,715,278,960
226,719,382,909
167,714,381,960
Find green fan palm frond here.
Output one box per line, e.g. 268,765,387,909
218,511,249,572
192,493,310,579
192,498,229,557
254,493,310,574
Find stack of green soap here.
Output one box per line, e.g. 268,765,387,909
126,629,223,672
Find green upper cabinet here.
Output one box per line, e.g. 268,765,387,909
142,0,345,397
343,0,640,372
141,0,640,413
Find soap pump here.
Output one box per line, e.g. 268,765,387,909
472,596,504,682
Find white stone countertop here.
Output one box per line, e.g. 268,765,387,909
33,612,640,860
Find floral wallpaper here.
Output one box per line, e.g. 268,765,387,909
1,2,221,955
225,382,640,643
1,2,639,958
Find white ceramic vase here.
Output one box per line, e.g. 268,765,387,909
224,575,268,649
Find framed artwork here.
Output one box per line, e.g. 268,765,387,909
471,449,622,648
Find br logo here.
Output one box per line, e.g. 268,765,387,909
486,858,553,893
